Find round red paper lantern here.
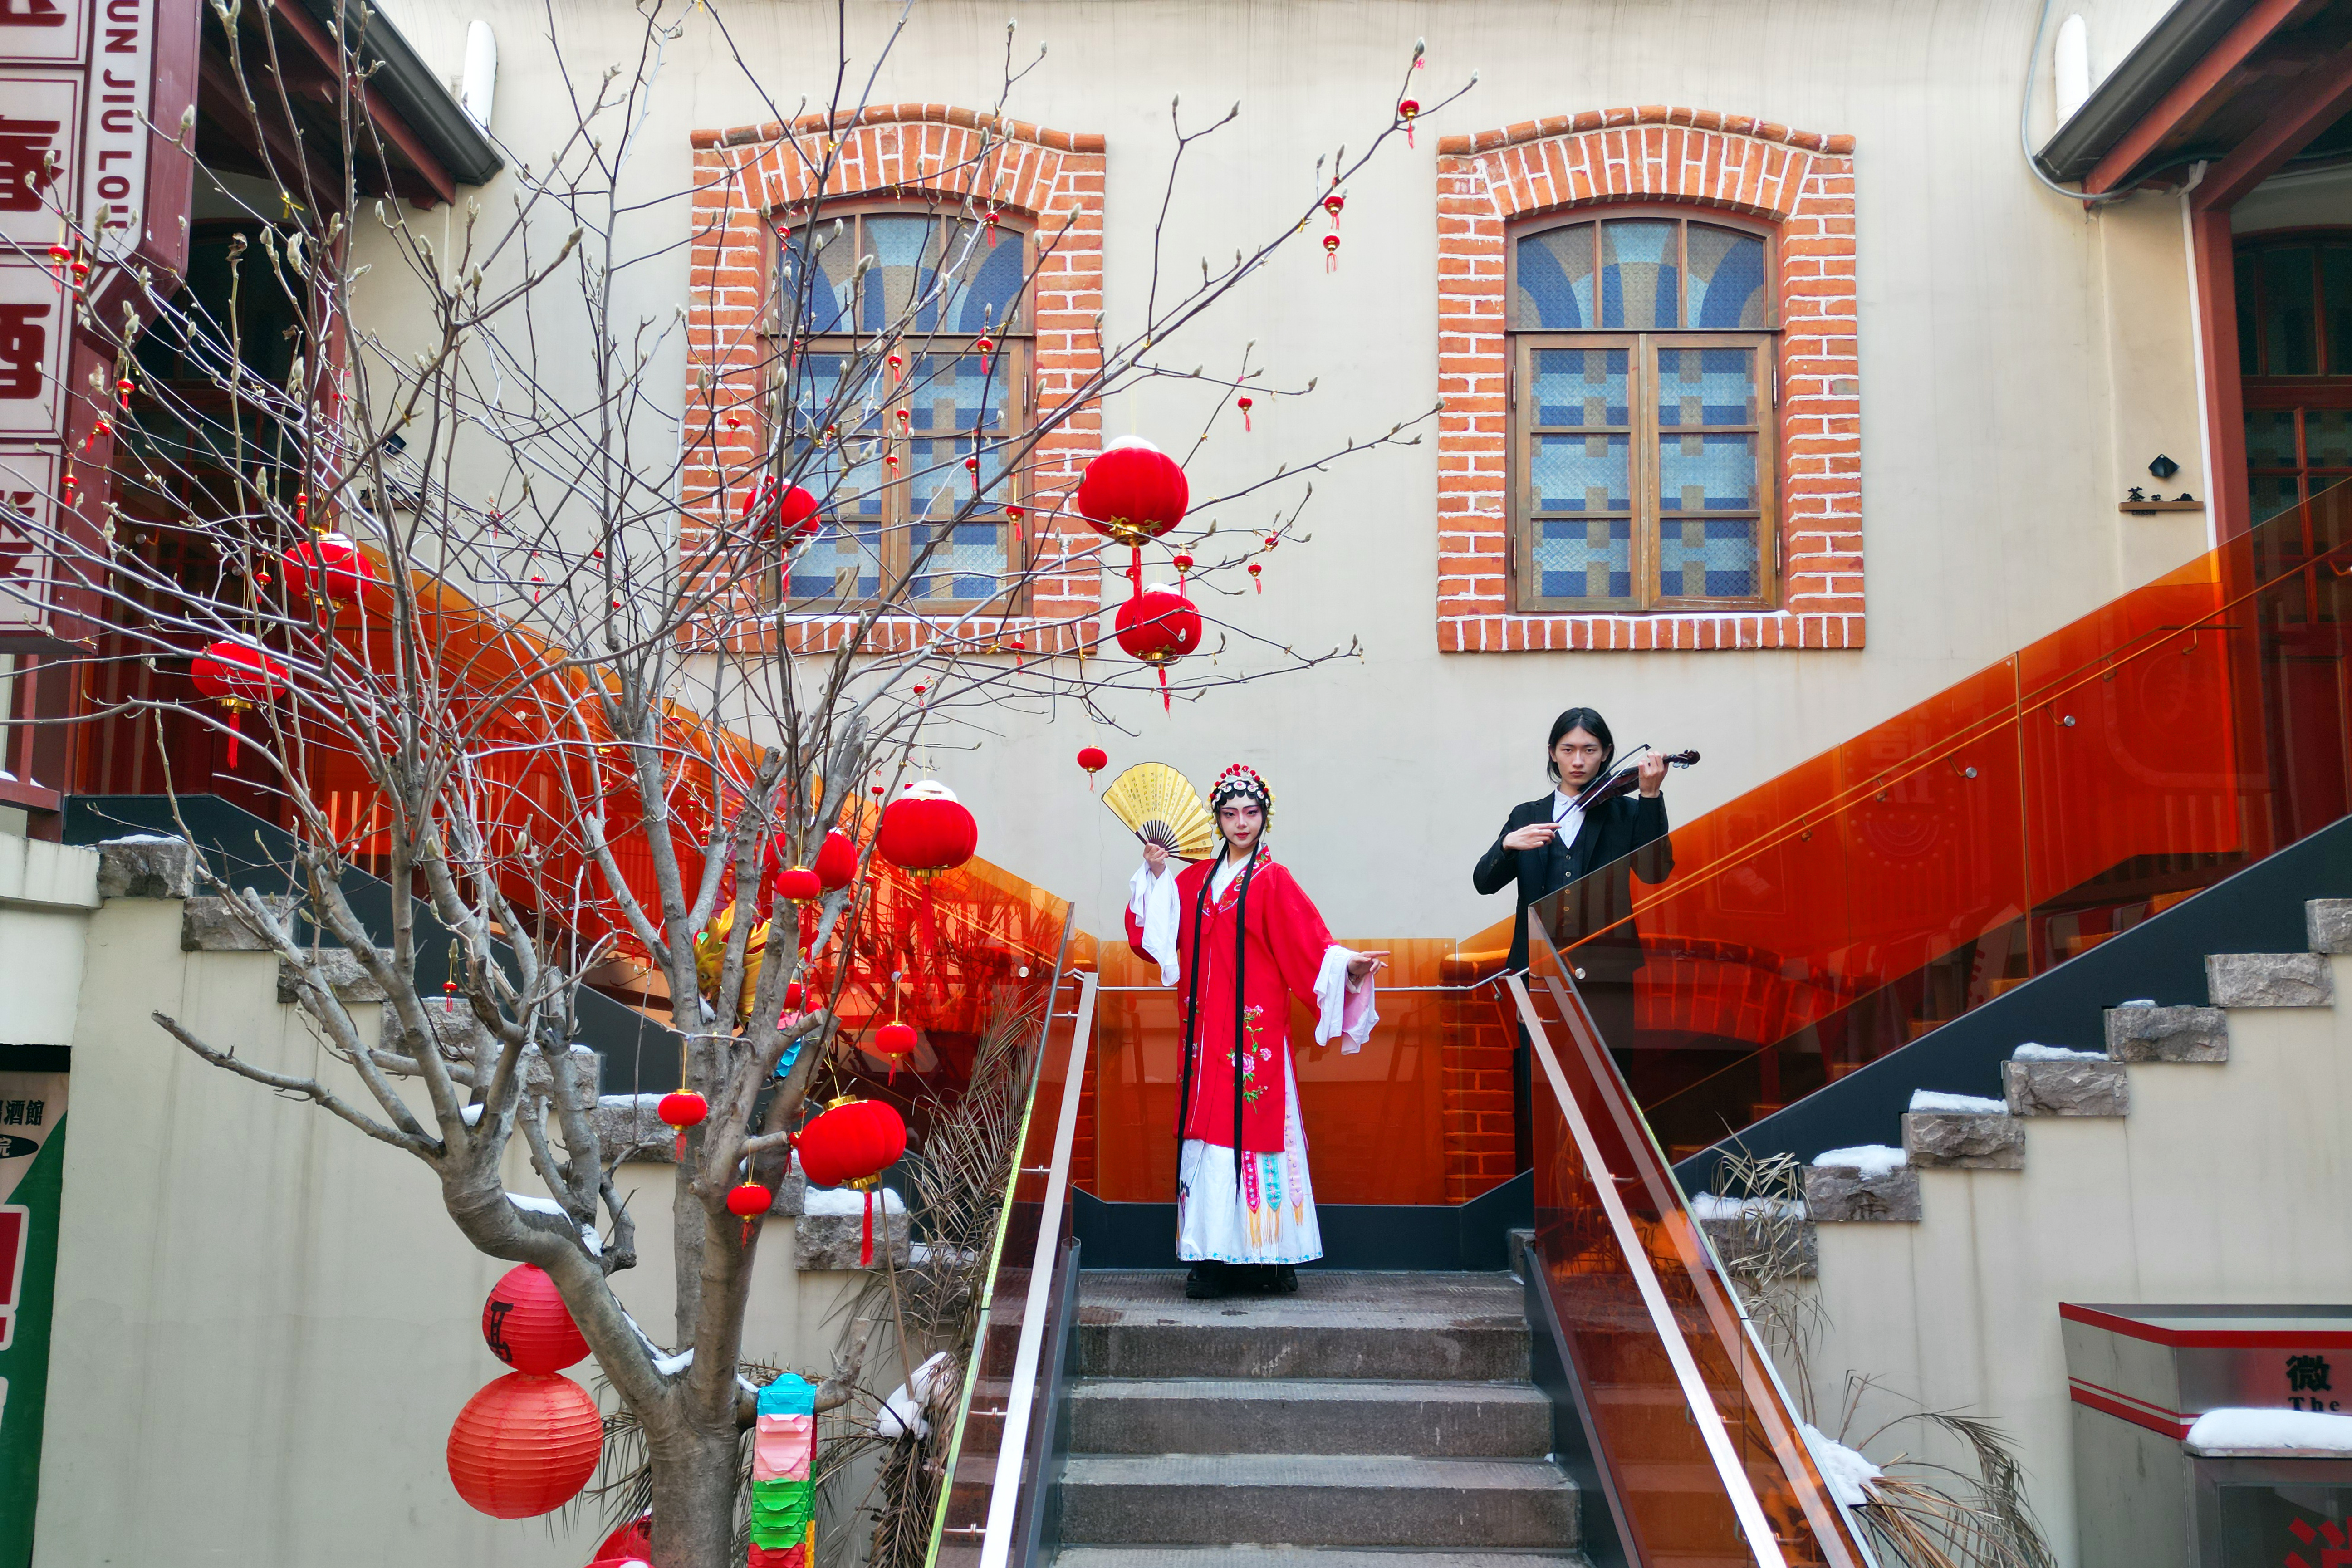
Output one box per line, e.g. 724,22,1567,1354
190,640,289,704
1077,745,1108,777
874,1020,917,1067
745,476,822,548
1114,588,1202,666
813,829,859,890
877,782,977,877
774,867,822,903
726,1181,774,1218
446,1371,603,1519
657,1091,707,1131
282,532,377,604
481,1264,588,1375
591,1514,652,1564
796,1097,907,1189
1076,436,1188,546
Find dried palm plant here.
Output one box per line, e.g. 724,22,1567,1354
1833,1377,2059,1568
1707,1142,1825,1420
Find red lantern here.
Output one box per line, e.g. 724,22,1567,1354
446,1371,603,1519
282,532,376,604
813,829,859,891
481,1264,588,1375
797,1096,908,1265
591,1514,653,1565
191,640,290,768
1398,97,1421,147
872,1020,917,1082
774,867,822,903
745,476,822,549
658,1090,707,1161
1235,394,1254,432
877,782,977,876
1323,232,1342,271
1077,745,1108,790
1076,437,1189,584
1323,192,1344,228
1114,587,1202,712
727,1179,774,1244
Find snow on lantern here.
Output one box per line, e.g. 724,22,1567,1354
281,532,377,604
481,1264,588,1374
795,1096,908,1265
445,1371,603,1519
877,781,977,877
1076,436,1188,584
191,639,289,767
1113,585,1202,713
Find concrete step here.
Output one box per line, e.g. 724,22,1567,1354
2208,951,2334,1007
1067,1377,1552,1458
1056,1453,1578,1549
1074,1272,1529,1382
1054,1550,1591,1568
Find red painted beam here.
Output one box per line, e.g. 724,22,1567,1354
2194,38,2352,211
266,0,457,209
2191,207,2250,539
2082,0,2307,195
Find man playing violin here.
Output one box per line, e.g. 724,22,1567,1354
1472,707,1675,1166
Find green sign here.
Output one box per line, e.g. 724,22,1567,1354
0,1072,66,1568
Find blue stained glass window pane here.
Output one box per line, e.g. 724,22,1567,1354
859,215,939,333
1687,225,1767,328
1601,221,1679,329
1535,517,1633,602
784,436,886,601
940,221,1025,333
1658,432,1759,512
1514,225,1594,328
909,519,1009,603
1659,517,1760,598
1532,348,1628,426
1532,434,1629,513
1656,347,1759,428
778,225,854,335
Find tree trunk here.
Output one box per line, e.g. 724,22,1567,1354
647,1419,745,1568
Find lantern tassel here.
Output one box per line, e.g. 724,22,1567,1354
1157,666,1171,715
224,709,241,769
860,1189,875,1267
742,1217,755,1247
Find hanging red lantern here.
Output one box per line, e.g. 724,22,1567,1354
877,781,978,877
796,1096,908,1265
282,531,377,604
1398,97,1421,147
446,1371,603,1519
592,1514,653,1565
1323,192,1345,228
658,1090,708,1160
191,640,290,768
481,1264,589,1375
728,1178,775,1244
1323,233,1342,272
774,867,822,903
872,1020,917,1082
745,475,822,549
813,829,859,891
1077,437,1189,585
1249,561,1264,592
1235,395,1254,432
1114,586,1202,713
1077,745,1108,790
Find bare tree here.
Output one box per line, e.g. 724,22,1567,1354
0,3,1464,1562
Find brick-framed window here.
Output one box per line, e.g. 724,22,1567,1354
1510,209,1779,612
771,205,1033,611
1438,108,1861,653
686,107,1104,655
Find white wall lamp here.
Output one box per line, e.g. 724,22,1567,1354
461,20,498,133
2054,14,2091,127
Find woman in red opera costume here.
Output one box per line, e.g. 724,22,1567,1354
1124,764,1382,1299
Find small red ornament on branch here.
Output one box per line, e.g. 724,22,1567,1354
1399,98,1421,147
1323,233,1341,272
1077,745,1108,789
1236,395,1254,432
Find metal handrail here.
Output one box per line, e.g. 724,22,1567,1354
976,969,1097,1568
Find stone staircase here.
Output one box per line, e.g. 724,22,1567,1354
1052,1270,1587,1568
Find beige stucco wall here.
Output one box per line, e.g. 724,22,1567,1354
348,0,2209,942
29,884,882,1567
0,837,98,1047
1798,960,2352,1568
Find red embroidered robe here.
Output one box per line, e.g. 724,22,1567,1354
1123,851,1340,1154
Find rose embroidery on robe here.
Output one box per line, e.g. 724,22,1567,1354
1224,1005,1273,1104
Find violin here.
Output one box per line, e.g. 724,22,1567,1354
1570,747,1700,812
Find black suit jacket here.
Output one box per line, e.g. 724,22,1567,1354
1472,791,1674,974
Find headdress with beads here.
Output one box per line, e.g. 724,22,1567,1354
1207,763,1274,822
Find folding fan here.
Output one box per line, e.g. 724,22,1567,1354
1101,763,1216,862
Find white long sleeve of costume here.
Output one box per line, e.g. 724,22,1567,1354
1129,861,1182,986
1312,946,1379,1054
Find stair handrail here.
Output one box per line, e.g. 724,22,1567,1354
1514,908,1874,1568
975,969,1098,1568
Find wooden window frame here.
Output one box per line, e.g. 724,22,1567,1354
761,205,1036,614
2237,228,2352,521
1504,207,1782,615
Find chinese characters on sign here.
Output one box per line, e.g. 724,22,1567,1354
2288,1354,2339,1413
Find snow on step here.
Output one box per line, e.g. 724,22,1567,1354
1908,1089,2005,1115
1812,1144,1906,1177
1801,1146,1920,1223
2010,1043,2107,1061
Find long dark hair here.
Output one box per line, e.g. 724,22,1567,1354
1546,706,1615,782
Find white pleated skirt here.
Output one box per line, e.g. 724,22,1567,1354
1175,1056,1323,1265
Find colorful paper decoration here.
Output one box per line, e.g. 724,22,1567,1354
748,1375,818,1567
446,1371,603,1519
481,1264,589,1374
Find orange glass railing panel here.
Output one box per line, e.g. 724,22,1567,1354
1550,483,2352,1158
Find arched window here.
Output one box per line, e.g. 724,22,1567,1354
769,207,1030,608
2237,231,2352,524
1508,211,1777,612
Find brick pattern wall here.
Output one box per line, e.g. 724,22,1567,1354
685,106,1106,654
1438,954,1518,1202
1436,107,1862,653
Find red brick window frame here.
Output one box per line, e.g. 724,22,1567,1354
1438,109,1861,652
686,108,1105,655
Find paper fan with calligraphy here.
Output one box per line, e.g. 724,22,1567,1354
1101,763,1216,862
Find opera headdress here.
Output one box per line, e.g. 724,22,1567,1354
1208,763,1274,821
